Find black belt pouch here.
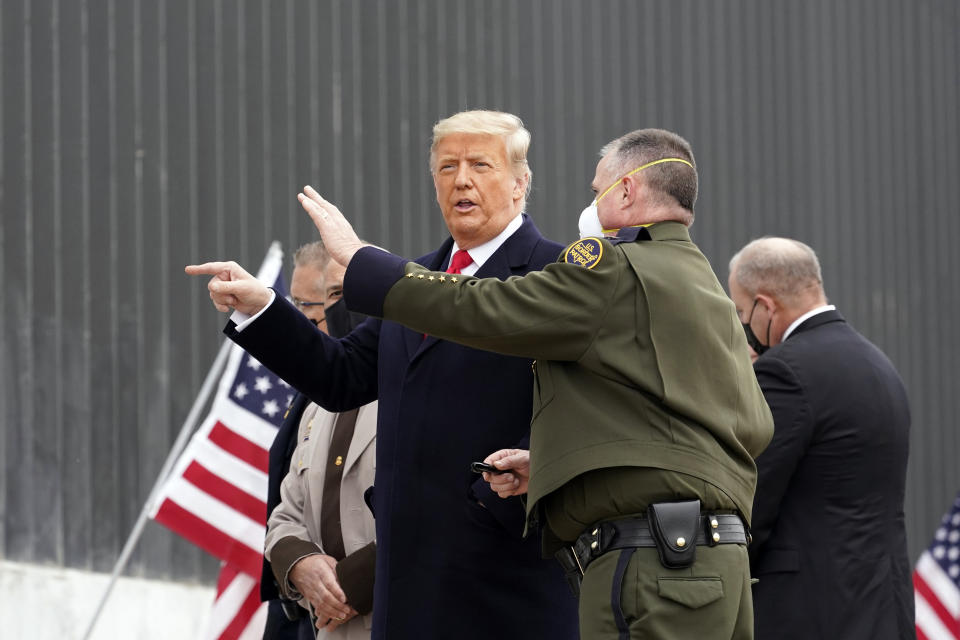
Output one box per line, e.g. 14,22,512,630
647,499,700,569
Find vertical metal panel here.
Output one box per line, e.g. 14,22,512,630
0,0,6,562
1,0,958,582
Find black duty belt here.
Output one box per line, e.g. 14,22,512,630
553,500,750,597
573,512,747,574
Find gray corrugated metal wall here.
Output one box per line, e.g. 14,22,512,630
1,0,957,582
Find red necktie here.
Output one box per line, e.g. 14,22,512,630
447,249,473,274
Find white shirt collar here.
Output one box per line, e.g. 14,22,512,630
448,213,524,276
782,304,836,341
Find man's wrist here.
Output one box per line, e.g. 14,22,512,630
269,535,323,599
231,288,277,331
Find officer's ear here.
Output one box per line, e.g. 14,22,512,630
621,174,645,209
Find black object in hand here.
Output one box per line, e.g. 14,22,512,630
471,461,508,474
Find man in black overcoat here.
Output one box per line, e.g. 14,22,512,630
728,237,914,640
189,111,578,640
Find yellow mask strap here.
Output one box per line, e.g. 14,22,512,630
596,157,694,204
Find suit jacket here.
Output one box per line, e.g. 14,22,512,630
266,402,378,640
228,215,578,640
750,309,914,639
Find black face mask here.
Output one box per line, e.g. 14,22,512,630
325,298,367,339
742,299,771,356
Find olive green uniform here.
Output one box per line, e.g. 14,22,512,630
344,222,774,638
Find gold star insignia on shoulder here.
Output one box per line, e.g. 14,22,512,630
438,275,446,282
405,273,414,278
451,276,459,283
428,275,435,281
417,274,425,279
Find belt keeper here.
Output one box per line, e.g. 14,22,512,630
589,525,603,557
704,513,720,547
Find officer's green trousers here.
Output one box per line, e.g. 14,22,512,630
578,543,754,639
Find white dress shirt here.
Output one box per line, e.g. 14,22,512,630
782,304,836,342
446,213,523,276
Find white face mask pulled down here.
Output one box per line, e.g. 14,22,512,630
578,201,605,239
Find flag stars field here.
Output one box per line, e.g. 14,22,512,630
261,400,280,418
914,493,960,638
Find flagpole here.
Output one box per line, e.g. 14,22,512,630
81,240,283,640
80,336,233,640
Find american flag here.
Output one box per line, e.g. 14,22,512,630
915,492,960,639
150,243,289,639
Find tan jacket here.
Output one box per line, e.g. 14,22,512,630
265,401,378,639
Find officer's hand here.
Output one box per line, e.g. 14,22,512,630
483,449,531,497
184,261,273,315
288,554,356,623
298,186,367,266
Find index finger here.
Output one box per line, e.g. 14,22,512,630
185,262,234,276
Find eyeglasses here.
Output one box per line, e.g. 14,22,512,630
595,157,694,204
291,297,324,310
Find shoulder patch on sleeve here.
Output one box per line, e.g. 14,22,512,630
563,238,604,269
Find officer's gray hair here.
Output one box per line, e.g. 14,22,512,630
729,237,825,304
600,129,698,217
429,110,532,208
293,240,330,270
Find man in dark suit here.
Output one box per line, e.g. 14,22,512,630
187,111,578,639
727,237,914,639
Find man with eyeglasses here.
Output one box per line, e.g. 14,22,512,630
288,242,331,330
294,128,775,639
261,240,378,639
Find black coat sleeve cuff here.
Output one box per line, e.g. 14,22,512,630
335,542,377,615
343,247,409,318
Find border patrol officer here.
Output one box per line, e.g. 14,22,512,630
301,128,774,639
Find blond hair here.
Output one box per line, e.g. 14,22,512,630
429,110,532,206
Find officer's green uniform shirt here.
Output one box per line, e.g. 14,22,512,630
344,221,774,535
